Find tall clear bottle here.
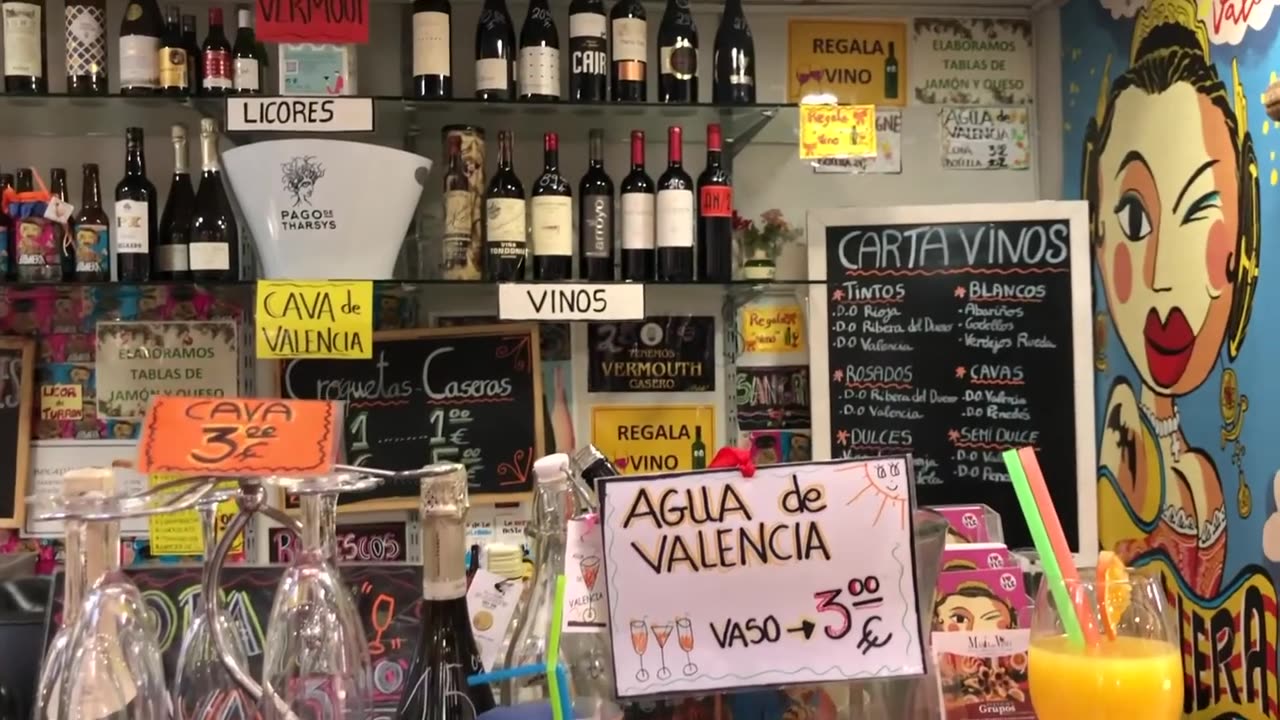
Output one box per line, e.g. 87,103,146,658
502,454,617,718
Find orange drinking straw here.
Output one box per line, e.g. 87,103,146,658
1015,446,1100,644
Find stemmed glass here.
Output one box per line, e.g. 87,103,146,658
629,621,649,682
650,623,673,680
675,618,697,676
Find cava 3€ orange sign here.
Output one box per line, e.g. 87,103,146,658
138,396,340,477
799,104,877,160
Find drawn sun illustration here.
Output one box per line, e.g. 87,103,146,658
844,460,909,529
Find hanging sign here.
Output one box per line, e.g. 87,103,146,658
799,104,878,160
256,280,374,359
598,456,926,698
255,0,368,44
499,283,646,321
226,98,375,133
137,396,341,477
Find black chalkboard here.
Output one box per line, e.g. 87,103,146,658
281,325,542,509
43,564,424,717
0,338,34,528
822,214,1083,549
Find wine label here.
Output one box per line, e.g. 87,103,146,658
66,6,106,77
188,241,229,271
660,42,697,80
159,46,187,88
519,45,559,97
569,12,606,78
71,224,109,275
154,243,188,272
620,192,654,250
582,194,612,258
119,34,160,87
530,195,573,256
442,189,474,271
486,197,527,256
412,10,450,76
612,17,646,62
3,2,42,77
656,189,693,248
233,57,260,90
114,200,149,254
475,57,508,91
699,185,732,217
203,49,232,89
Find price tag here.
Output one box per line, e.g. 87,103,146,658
43,196,75,224
147,474,242,556
799,104,877,160
498,283,645,321
256,280,373,359
137,396,341,477
40,384,82,421
467,568,525,671
255,0,368,43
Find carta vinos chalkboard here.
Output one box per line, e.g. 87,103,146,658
0,338,34,528
281,325,543,508
811,203,1093,551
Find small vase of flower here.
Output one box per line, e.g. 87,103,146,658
734,208,803,281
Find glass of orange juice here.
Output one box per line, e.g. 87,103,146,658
1028,563,1182,720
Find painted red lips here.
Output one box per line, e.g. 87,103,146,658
1143,308,1196,388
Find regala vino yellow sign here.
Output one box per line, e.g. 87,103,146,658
787,19,908,106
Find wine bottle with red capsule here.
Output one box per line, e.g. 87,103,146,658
656,125,694,282
697,123,732,282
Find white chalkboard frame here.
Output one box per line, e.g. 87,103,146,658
806,201,1097,560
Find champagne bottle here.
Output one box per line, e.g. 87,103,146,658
190,117,238,281
395,464,496,720
156,123,193,281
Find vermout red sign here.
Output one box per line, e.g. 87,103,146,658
255,0,368,44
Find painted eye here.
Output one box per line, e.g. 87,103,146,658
1114,195,1152,242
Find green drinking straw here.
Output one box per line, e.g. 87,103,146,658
547,575,571,720
1002,448,1086,649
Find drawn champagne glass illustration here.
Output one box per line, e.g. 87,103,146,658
676,617,697,676
580,556,601,622
368,593,395,655
630,620,650,682
651,622,674,680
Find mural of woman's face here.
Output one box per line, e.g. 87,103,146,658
1095,84,1239,396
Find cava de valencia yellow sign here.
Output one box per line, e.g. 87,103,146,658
787,19,907,106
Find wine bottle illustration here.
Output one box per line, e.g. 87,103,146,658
883,41,899,100
691,426,707,469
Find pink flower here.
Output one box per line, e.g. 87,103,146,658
760,208,784,226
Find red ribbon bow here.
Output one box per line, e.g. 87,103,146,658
708,446,755,478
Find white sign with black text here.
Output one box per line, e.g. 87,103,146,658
226,97,375,133
498,283,645,321
27,440,150,537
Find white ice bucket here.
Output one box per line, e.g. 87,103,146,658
223,140,433,279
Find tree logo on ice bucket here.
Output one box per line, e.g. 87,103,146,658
279,155,337,231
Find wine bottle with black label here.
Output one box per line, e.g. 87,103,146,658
656,125,694,282
411,0,451,98
620,130,654,282
190,118,238,281
697,123,732,282
578,129,614,281
712,0,754,104
156,123,192,281
518,0,559,101
531,132,573,280
115,127,157,282
475,0,516,100
609,0,645,101
568,0,606,101
485,130,527,281
65,0,106,94
657,0,696,103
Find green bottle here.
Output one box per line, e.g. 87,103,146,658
884,41,899,100
691,426,707,469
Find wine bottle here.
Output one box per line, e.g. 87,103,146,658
578,129,613,281
619,130,654,282
181,13,200,92
118,0,161,94
441,134,474,279
475,0,515,100
201,7,232,95
531,133,573,280
51,168,72,280
395,465,496,720
72,164,110,282
156,123,193,281
232,8,260,94
518,0,559,101
657,0,696,103
691,426,706,468
712,0,754,103
12,169,48,283
159,6,188,96
115,127,157,282
884,41,899,100
568,0,606,101
608,0,644,102
3,0,46,93
656,125,693,282
190,118,238,281
411,0,451,98
65,0,107,94
484,130,527,282
697,123,732,283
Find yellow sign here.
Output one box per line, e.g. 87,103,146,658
40,384,82,421
799,104,877,159
787,19,907,106
591,405,715,476
147,474,243,556
255,280,373,359
740,304,806,354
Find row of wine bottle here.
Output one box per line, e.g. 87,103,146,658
0,122,241,283
449,123,733,284
415,0,754,103
2,0,266,95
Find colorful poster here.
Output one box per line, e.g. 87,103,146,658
787,19,908,105
739,302,806,355
94,320,239,420
1062,0,1279,717
909,18,1034,105
735,365,811,430
939,107,1030,170
812,109,903,174
590,404,715,475
587,316,716,393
